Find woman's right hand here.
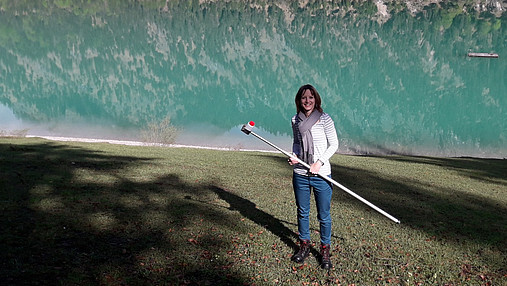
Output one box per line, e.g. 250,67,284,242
288,156,299,165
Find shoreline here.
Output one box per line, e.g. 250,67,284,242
3,135,504,159
24,135,279,154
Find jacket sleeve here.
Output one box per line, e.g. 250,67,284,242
317,114,339,163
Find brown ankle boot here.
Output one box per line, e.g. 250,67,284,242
320,244,332,270
291,239,311,263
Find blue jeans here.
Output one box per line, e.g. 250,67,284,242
293,172,333,245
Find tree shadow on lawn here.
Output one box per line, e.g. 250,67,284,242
376,155,507,184
330,156,506,249
0,140,250,285
251,152,506,250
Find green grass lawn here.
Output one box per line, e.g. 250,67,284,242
1,137,505,285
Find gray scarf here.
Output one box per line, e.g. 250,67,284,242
297,110,322,164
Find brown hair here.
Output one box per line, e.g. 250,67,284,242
295,84,323,114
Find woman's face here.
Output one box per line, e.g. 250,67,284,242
300,89,315,115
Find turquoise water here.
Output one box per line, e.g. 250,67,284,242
0,1,505,157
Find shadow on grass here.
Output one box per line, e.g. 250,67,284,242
3,139,505,284
378,155,507,182
250,152,506,249
0,140,249,285
209,186,298,249
209,186,337,269
330,156,506,248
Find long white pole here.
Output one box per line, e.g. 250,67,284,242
248,129,400,224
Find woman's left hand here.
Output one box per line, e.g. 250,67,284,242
309,161,321,174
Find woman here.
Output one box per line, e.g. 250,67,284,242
288,84,339,270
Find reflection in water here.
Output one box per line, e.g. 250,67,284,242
0,1,505,157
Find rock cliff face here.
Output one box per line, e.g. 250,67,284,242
328,0,505,23
391,0,504,17
0,1,505,16
403,0,504,14
187,1,507,26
